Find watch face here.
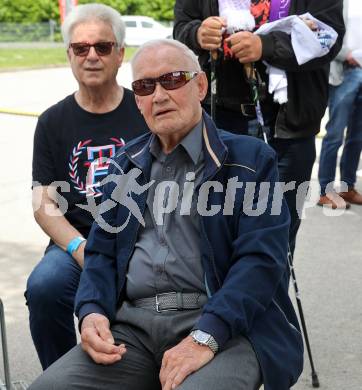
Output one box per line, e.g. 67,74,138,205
191,330,218,354
195,331,210,343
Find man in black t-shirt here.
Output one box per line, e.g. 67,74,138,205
26,3,148,370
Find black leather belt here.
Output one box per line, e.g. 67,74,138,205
131,292,208,313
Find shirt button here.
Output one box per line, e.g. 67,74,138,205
159,237,167,246
166,166,172,172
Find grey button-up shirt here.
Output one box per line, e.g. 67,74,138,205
126,120,206,300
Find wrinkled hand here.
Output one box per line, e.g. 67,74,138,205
159,336,214,390
197,16,227,50
81,313,126,364
346,51,360,67
225,31,262,63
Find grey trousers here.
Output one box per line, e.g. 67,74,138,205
29,302,261,390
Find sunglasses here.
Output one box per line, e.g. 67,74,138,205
132,71,199,96
69,41,116,57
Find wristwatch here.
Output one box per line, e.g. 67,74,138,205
190,330,219,354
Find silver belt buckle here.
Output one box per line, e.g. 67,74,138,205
241,104,255,117
155,292,178,313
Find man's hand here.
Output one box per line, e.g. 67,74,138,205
197,16,226,50
346,51,360,67
72,240,86,268
225,31,262,63
300,17,318,31
159,336,214,390
81,313,126,365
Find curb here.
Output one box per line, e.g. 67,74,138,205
0,108,39,117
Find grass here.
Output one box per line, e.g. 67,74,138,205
0,46,138,70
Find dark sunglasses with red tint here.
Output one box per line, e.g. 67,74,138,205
69,41,117,57
132,71,199,96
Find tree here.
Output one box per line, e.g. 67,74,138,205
0,0,59,23
139,0,175,21
78,0,144,16
78,0,174,21
0,0,175,24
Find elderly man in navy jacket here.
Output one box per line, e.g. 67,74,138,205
29,39,303,390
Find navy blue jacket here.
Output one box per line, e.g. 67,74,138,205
75,113,304,390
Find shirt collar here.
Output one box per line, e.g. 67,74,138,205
149,119,203,165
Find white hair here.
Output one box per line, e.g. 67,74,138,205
131,39,201,77
61,3,125,47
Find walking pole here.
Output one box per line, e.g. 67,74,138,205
210,50,218,121
244,63,320,387
244,63,267,143
288,251,320,388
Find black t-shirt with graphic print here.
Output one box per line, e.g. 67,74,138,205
32,88,149,238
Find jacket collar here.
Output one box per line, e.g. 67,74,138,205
124,110,228,180
124,133,153,180
201,111,228,180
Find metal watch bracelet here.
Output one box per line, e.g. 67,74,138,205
190,330,219,354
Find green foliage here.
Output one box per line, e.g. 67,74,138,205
139,0,174,21
0,0,59,23
0,0,175,24
78,0,174,21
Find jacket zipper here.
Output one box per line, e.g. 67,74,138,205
200,158,228,290
272,299,302,335
204,274,213,298
201,219,222,289
117,154,148,299
117,194,147,301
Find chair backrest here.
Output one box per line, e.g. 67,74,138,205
0,298,11,389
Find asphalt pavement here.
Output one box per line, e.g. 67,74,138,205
0,65,361,389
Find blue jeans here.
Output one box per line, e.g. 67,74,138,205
247,120,316,257
25,245,82,369
318,68,362,194
205,105,316,256
269,136,316,257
